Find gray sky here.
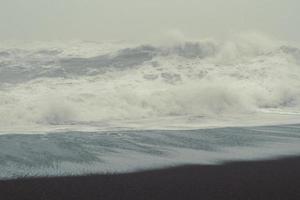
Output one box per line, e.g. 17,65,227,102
0,0,299,43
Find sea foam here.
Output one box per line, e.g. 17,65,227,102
0,34,300,132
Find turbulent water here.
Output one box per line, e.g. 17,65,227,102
1,35,300,132
1,34,300,178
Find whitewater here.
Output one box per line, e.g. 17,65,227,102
1,34,300,178
1,34,300,133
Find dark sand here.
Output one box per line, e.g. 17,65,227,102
1,157,300,200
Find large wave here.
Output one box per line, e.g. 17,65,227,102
1,34,300,132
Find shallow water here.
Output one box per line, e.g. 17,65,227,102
0,124,300,179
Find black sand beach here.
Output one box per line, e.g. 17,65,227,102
0,156,299,200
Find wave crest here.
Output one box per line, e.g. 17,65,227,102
0,36,300,131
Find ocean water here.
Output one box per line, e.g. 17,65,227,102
0,125,300,179
0,34,300,179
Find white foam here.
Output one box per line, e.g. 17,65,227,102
0,34,300,133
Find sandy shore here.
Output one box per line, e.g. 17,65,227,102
1,156,300,200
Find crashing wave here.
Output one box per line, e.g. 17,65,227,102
0,36,300,131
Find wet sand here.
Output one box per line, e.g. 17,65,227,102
1,156,300,200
